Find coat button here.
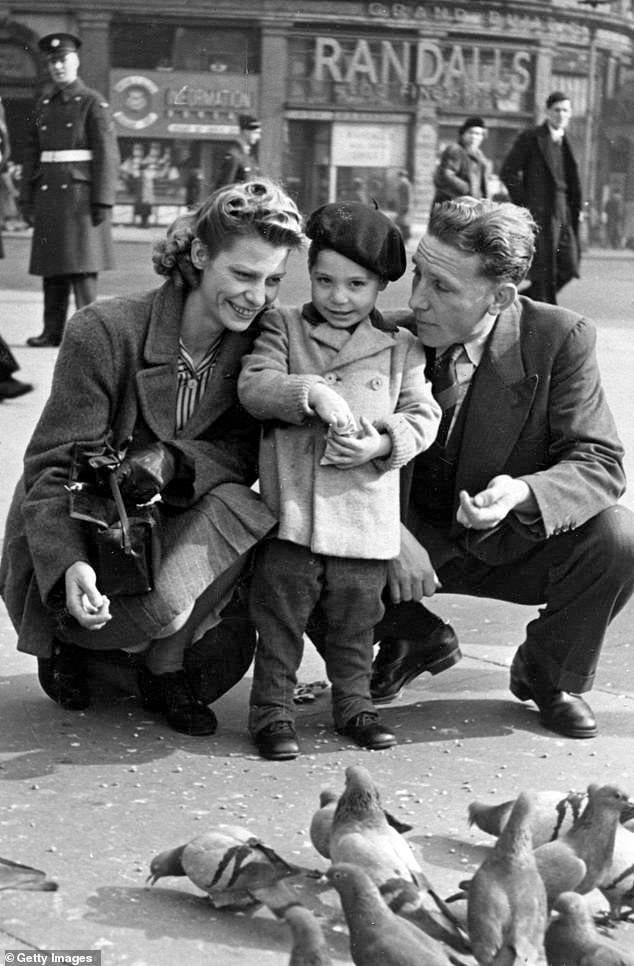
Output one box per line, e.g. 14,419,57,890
325,372,337,383
41,184,48,190
370,377,382,389
40,125,47,131
61,184,67,189
66,122,72,128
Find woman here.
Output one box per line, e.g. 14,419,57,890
0,179,304,735
432,116,491,206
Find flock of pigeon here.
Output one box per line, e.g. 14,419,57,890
3,764,634,964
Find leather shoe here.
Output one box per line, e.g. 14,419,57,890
253,721,300,761
26,334,61,348
37,639,90,710
140,668,218,735
0,377,33,399
510,650,598,739
337,712,396,750
371,624,461,704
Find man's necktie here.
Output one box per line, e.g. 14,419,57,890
430,343,470,447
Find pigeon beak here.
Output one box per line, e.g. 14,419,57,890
145,873,158,887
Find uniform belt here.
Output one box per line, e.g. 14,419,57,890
40,150,93,162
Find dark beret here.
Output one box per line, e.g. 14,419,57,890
306,201,406,282
459,116,486,136
38,33,81,56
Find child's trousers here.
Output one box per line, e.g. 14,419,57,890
248,538,387,733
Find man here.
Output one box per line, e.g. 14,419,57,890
20,32,120,347
394,169,413,242
432,116,490,206
213,114,261,189
369,197,634,739
500,91,581,305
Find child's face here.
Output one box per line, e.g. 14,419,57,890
310,249,385,329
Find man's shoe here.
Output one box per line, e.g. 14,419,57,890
337,712,397,750
371,624,461,704
160,670,218,736
253,721,300,761
0,377,33,399
136,665,166,712
26,334,60,348
37,640,90,710
510,650,598,739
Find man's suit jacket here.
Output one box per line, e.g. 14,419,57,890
500,122,582,292
403,297,625,567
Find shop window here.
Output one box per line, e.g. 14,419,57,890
172,27,259,74
110,23,175,70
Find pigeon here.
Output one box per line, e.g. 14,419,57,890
545,891,634,966
309,787,413,861
283,904,333,966
534,784,634,901
328,765,423,887
147,825,320,908
379,876,472,954
598,821,634,921
467,791,547,966
468,790,587,847
327,863,464,966
0,856,58,892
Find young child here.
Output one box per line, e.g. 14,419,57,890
238,201,441,760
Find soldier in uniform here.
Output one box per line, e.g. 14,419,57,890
20,32,120,347
213,114,261,190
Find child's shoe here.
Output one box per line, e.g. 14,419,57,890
337,712,396,750
253,720,300,760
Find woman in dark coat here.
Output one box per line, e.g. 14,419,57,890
0,178,304,734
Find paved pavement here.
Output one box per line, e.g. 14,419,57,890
0,240,633,963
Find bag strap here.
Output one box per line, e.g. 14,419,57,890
107,470,133,555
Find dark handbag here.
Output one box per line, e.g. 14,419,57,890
68,441,161,596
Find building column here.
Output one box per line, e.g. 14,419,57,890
75,12,112,97
259,23,291,183
533,40,556,120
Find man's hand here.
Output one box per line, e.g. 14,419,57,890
65,561,111,630
308,384,356,428
456,475,535,530
114,442,177,503
90,204,110,226
387,524,440,603
323,416,390,467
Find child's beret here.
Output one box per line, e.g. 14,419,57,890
306,201,406,281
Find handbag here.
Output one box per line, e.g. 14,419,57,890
68,441,161,596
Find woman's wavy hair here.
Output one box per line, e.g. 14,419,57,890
428,197,537,285
152,179,304,285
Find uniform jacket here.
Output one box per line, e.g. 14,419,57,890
405,296,625,567
0,280,275,655
433,142,490,204
238,304,440,559
500,122,582,290
20,78,120,276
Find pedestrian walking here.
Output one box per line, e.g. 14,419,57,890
604,189,625,250
213,114,261,189
394,170,413,242
20,32,120,348
432,116,490,206
500,91,582,304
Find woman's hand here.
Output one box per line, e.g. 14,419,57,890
387,525,440,603
323,416,390,467
65,562,111,630
308,384,356,428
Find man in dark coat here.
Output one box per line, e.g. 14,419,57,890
365,198,634,740
20,32,120,347
500,91,581,304
213,114,261,190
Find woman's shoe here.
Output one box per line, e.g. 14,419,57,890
37,640,90,710
141,668,217,736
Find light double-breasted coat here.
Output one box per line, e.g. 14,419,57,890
0,281,276,657
238,304,441,560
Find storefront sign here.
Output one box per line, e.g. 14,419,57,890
331,123,406,166
110,68,259,139
288,36,534,113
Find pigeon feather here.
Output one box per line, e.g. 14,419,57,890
0,856,58,892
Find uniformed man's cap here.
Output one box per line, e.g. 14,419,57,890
38,33,81,57
238,114,261,131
